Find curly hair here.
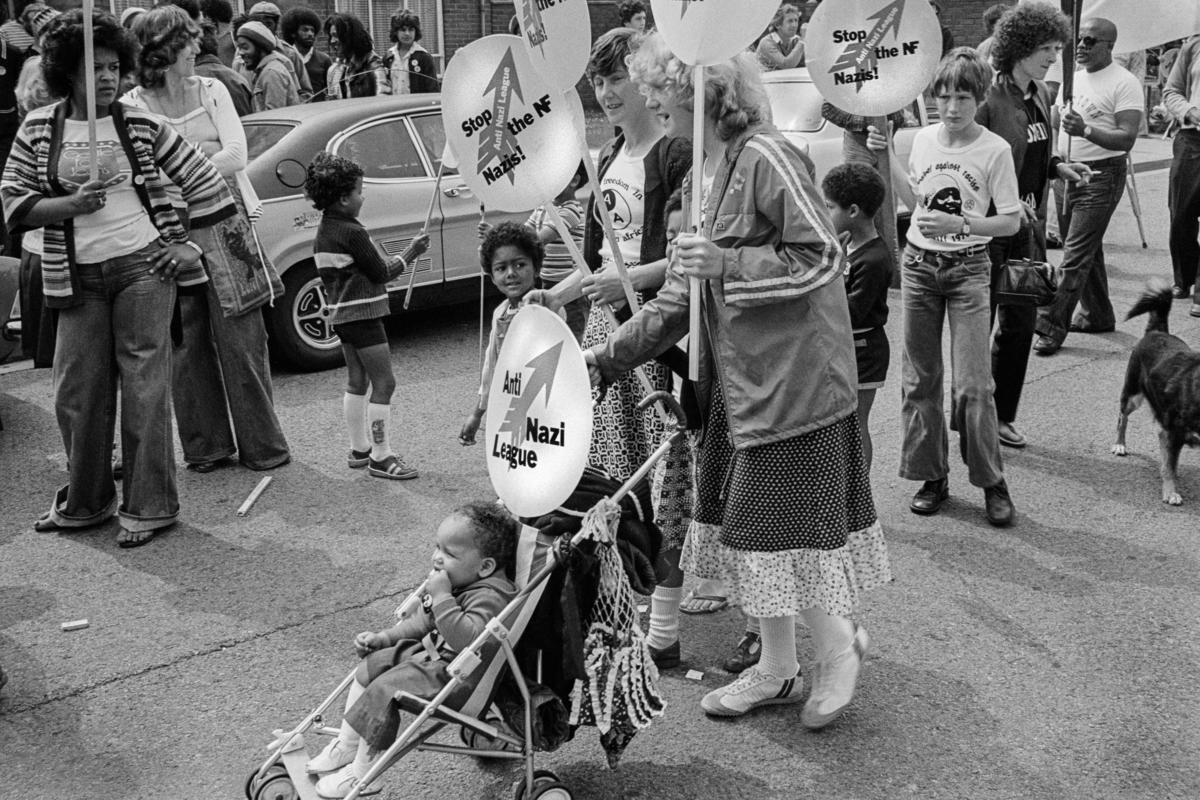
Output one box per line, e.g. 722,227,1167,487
982,2,1008,34
304,152,362,211
770,3,801,32
821,162,886,217
199,0,232,25
931,47,993,103
629,32,770,143
991,2,1071,77
41,10,139,101
616,0,646,26
324,13,374,61
389,9,421,43
479,221,544,275
454,501,518,578
132,6,200,89
279,5,322,45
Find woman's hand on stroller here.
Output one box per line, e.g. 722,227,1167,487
354,630,390,657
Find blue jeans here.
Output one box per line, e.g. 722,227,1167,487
48,243,178,532
900,244,1004,488
1037,156,1126,343
171,280,290,469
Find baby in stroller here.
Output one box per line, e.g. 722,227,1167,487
306,501,518,798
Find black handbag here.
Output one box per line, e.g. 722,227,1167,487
994,221,1057,306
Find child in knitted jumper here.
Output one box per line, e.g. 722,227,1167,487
306,152,429,479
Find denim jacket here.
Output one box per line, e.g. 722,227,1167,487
597,124,857,449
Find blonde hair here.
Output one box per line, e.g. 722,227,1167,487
627,32,771,142
133,6,200,88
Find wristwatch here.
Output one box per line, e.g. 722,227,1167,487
961,216,971,236
1083,125,1093,139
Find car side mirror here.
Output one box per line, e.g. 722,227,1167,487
276,159,308,189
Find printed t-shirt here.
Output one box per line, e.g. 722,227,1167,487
1056,62,1143,162
59,117,159,263
905,124,1021,252
1018,91,1051,203
596,144,645,268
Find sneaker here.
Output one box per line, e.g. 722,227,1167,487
722,631,762,673
984,479,1015,527
1190,303,1200,319
347,449,371,469
315,764,380,798
700,666,803,717
1172,284,1190,299
306,739,357,774
648,639,680,669
800,624,869,731
997,422,1027,449
367,454,418,480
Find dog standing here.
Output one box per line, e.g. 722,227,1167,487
1111,281,1200,505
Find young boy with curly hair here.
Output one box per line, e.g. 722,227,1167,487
305,501,519,798
459,222,548,445
306,151,429,479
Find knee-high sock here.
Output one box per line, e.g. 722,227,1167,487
800,607,854,663
337,680,365,746
367,402,393,459
343,393,369,452
757,615,799,679
645,585,683,649
745,614,761,635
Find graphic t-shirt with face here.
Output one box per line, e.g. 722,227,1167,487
905,124,1021,252
59,117,159,263
596,143,645,269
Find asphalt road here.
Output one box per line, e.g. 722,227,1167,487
2,139,1198,800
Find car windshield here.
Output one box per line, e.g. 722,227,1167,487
763,81,824,132
245,122,297,163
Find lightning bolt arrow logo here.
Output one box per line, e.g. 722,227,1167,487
479,47,526,186
498,341,563,447
518,0,548,54
679,0,697,20
827,0,905,93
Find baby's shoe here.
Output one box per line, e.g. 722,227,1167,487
315,763,380,798
305,738,356,774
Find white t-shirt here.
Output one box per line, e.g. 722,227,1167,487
59,117,159,263
906,124,1022,252
1056,62,1143,162
596,143,646,268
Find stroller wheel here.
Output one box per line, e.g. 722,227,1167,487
245,764,287,799
515,770,572,800
253,772,299,800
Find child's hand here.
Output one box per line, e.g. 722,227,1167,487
459,409,483,445
913,208,965,239
865,124,888,152
426,567,453,599
354,630,388,657
409,233,431,258
477,221,493,238
522,289,563,312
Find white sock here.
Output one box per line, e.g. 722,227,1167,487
745,614,761,636
645,586,682,649
367,403,393,460
757,615,799,679
343,393,369,452
800,608,854,663
336,680,365,746
351,737,376,779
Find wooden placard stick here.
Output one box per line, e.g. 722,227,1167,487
686,65,705,382
403,160,446,310
576,122,640,313
83,0,98,182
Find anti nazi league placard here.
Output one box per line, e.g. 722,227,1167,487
806,0,941,117
485,305,593,517
512,0,591,93
441,35,582,212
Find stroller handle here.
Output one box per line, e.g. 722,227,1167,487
395,579,429,620
636,390,687,432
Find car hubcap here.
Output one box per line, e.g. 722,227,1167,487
293,277,339,352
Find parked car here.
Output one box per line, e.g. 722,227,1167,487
244,95,523,372
760,67,930,213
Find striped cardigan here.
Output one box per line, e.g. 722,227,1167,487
1,101,237,307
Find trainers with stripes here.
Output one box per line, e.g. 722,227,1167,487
800,624,869,730
700,666,803,717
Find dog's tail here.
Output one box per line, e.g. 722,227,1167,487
1125,279,1174,334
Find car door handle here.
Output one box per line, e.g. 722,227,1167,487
443,184,472,198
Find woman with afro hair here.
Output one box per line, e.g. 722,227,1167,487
383,9,437,95
2,10,238,547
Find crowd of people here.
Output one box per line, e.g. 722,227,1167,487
3,0,1198,792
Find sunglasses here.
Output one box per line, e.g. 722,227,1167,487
1077,36,1113,47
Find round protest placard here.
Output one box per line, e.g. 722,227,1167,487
650,0,778,65
512,0,592,92
441,35,583,212
805,0,941,117
485,305,593,517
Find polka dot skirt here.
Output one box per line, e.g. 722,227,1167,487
682,382,892,618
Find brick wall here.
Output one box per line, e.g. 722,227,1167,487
941,0,1013,53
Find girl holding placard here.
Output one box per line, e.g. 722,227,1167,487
589,37,891,727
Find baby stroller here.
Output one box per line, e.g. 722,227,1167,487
245,393,686,800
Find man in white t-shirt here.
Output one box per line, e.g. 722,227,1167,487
1034,17,1142,355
